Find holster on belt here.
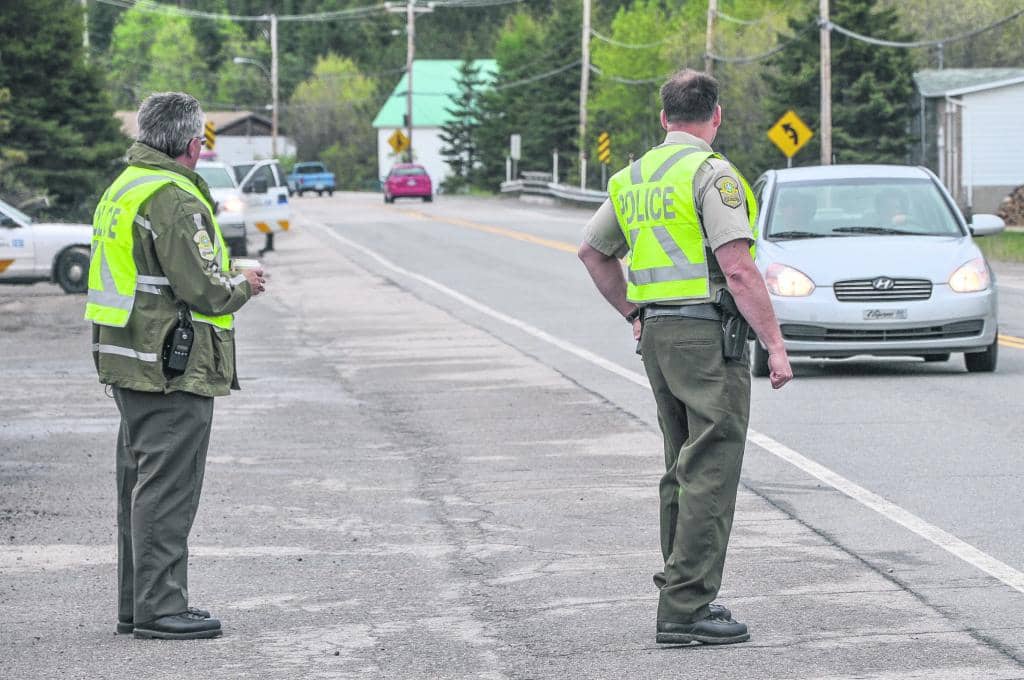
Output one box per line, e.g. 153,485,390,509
714,289,753,361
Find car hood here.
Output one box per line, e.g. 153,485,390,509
31,222,92,241
207,187,241,201
756,235,983,285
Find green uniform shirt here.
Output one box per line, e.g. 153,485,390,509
91,142,253,397
583,131,754,305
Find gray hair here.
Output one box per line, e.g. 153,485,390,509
136,92,204,158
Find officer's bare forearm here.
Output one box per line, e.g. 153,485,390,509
578,242,636,319
714,240,785,354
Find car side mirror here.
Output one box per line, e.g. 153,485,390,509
0,215,16,228
969,213,1005,237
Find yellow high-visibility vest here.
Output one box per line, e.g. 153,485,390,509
608,144,757,304
85,166,233,329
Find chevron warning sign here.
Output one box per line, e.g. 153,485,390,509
597,131,611,165
204,121,216,151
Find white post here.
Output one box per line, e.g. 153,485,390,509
580,156,588,190
270,14,279,157
552,150,559,184
506,157,512,183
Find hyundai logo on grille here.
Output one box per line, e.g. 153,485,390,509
872,277,896,291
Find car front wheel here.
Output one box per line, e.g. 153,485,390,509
56,247,90,294
964,339,998,373
751,341,770,377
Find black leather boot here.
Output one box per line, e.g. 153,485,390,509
656,612,749,645
117,607,211,634
132,611,222,640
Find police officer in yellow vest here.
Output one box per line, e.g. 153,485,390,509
87,92,266,640
578,70,793,645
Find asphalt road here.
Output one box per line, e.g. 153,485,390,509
1,191,1022,678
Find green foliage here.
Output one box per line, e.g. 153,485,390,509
759,0,918,171
440,59,486,193
475,6,582,189
286,55,378,190
0,0,127,219
975,231,1024,263
881,0,1024,68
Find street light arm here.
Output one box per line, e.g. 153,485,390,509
233,56,271,80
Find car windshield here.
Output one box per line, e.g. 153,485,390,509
766,178,963,240
0,199,32,225
196,166,237,189
392,167,426,177
297,165,325,174
232,164,255,183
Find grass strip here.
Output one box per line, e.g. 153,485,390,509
977,229,1024,263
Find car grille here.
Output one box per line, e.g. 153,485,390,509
834,278,932,302
781,320,984,343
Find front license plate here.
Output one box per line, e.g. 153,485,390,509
863,309,907,320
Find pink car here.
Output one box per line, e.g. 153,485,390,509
384,164,433,203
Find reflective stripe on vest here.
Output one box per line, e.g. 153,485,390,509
608,144,757,304
85,166,234,330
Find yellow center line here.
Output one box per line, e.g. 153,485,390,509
394,208,579,254
999,333,1024,349
380,205,1024,353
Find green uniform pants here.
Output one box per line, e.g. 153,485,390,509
638,315,751,624
114,387,214,624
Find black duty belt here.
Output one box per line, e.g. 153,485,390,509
642,303,721,321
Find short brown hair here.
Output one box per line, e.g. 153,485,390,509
660,69,719,124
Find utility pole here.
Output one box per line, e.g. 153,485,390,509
270,14,279,157
82,0,89,52
579,0,591,190
704,0,717,75
819,0,832,165
406,0,416,162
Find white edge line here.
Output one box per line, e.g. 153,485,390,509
311,220,1024,595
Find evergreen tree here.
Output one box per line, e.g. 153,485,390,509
759,0,918,170
0,0,127,219
439,59,486,194
475,6,582,189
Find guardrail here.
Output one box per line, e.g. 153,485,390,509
500,172,606,207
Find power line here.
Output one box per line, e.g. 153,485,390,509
492,60,580,90
714,10,762,26
93,0,390,22
707,21,816,64
589,64,663,85
828,8,1024,49
590,29,676,49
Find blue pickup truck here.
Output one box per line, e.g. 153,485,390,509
287,162,336,197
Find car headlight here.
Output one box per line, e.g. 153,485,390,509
948,257,990,293
219,197,245,213
765,263,816,297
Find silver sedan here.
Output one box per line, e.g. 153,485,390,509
751,164,1004,374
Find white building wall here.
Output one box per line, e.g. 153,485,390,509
212,136,297,165
962,83,1024,187
377,127,452,191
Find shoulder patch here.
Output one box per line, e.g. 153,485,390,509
715,176,742,209
193,230,216,260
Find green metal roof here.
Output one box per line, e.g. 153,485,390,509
914,68,1024,97
372,59,497,128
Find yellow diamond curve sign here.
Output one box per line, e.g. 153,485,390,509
388,129,410,154
767,110,813,158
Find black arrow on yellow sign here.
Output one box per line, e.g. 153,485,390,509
782,123,798,145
